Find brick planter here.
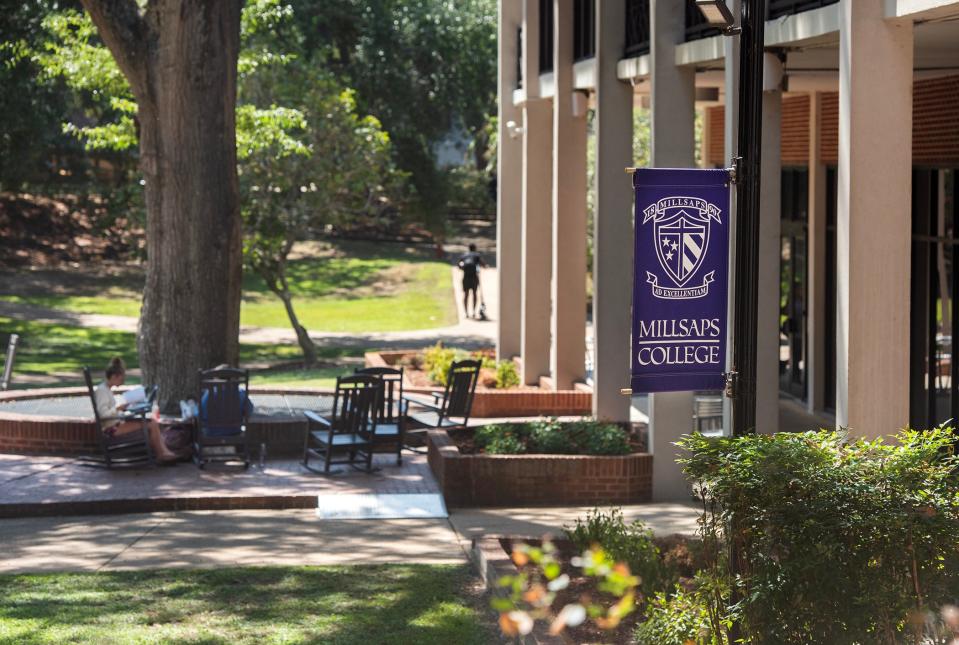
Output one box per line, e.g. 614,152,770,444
0,386,329,457
427,429,653,507
365,350,592,417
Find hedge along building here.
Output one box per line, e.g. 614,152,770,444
496,0,959,500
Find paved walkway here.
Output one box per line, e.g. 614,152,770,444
0,504,702,573
0,453,437,512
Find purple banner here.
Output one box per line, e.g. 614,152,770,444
631,168,731,393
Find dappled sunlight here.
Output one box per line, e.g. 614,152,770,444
0,563,493,643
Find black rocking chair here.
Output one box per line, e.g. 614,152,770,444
81,366,154,469
194,366,251,469
402,359,481,445
303,374,380,474
355,366,407,465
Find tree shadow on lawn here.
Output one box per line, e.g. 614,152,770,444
0,316,352,386
241,240,447,302
0,565,494,645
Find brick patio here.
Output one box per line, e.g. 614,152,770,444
0,452,439,518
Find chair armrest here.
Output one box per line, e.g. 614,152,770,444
402,393,442,411
304,410,332,427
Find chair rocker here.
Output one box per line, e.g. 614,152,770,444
81,366,154,469
355,366,407,466
194,366,251,469
402,358,481,448
303,374,380,474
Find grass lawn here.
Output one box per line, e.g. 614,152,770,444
0,565,495,644
0,316,363,388
0,241,458,332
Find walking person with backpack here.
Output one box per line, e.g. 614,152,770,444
457,243,488,319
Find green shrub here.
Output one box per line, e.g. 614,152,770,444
526,418,565,453
634,586,721,645
574,421,631,455
474,423,530,454
678,428,959,645
494,359,519,389
564,508,670,597
422,342,464,385
475,419,632,456
529,419,631,456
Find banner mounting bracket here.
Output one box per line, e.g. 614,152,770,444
727,156,742,185
724,371,738,399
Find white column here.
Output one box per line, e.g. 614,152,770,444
837,0,913,436
592,0,633,421
550,0,588,390
757,59,782,434
497,0,523,361
520,0,553,385
648,0,696,502
806,92,827,414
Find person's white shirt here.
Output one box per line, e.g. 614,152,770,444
93,380,122,429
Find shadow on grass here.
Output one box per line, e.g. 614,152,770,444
241,240,447,302
0,316,357,385
0,565,494,645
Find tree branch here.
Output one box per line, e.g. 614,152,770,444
80,0,151,100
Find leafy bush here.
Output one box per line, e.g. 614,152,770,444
494,359,519,389
493,541,638,638
474,419,632,456
474,423,530,454
422,342,464,386
634,584,726,645
529,419,631,456
564,508,670,597
678,428,959,644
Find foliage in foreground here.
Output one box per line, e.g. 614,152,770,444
676,428,959,644
0,565,492,645
475,419,632,456
493,541,638,638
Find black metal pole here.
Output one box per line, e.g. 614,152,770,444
731,0,765,437
728,2,765,642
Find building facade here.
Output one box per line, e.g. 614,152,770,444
497,0,959,499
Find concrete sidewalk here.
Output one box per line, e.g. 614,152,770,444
0,503,701,573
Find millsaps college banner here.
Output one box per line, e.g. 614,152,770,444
631,168,731,393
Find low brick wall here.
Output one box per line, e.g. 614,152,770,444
427,429,653,507
0,386,327,456
0,415,100,454
366,350,592,417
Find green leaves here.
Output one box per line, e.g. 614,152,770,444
236,105,308,161
474,419,633,456
678,428,959,643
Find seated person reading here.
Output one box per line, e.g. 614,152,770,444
93,357,178,463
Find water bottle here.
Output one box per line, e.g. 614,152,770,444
259,442,267,469
152,400,160,421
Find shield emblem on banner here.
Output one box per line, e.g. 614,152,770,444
654,210,709,287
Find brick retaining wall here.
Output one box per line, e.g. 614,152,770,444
0,415,99,453
366,350,592,417
427,429,653,507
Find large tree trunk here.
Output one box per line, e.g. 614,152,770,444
83,0,243,411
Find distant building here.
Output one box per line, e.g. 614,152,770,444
496,0,959,498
